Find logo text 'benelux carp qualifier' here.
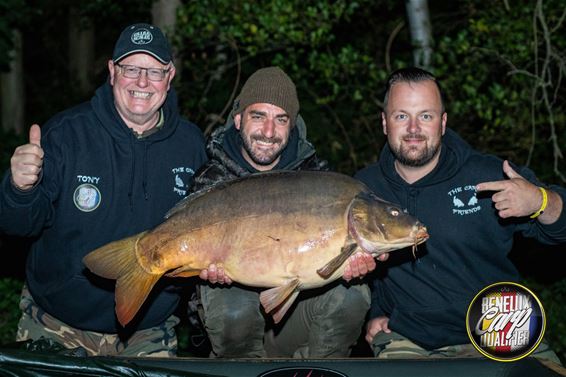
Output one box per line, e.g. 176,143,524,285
466,282,545,362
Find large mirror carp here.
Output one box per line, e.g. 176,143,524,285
83,170,428,326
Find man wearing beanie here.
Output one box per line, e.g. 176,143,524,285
188,66,377,358
1,23,207,356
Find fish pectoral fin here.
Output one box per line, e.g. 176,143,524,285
316,242,358,279
271,291,300,324
165,267,201,278
259,278,301,322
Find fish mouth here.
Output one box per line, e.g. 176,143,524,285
411,225,429,257
414,225,429,244
366,225,428,255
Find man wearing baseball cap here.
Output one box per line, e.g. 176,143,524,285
1,23,207,356
187,67,380,358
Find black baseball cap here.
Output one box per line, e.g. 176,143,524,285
112,23,172,64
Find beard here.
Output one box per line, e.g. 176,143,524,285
240,128,288,167
390,134,441,167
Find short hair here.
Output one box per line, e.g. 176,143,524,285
383,67,445,113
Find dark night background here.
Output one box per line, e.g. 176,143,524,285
0,0,565,361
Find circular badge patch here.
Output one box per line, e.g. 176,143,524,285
466,281,545,362
73,184,101,212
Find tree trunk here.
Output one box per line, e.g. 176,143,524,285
152,0,182,76
1,30,25,134
405,0,433,70
69,8,95,97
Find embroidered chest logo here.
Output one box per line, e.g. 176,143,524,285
448,184,481,216
172,167,195,197
73,175,101,212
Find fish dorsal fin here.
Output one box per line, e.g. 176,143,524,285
259,278,301,323
164,180,234,219
316,242,358,279
164,170,296,219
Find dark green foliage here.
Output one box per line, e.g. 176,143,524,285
172,0,565,180
0,0,34,71
523,277,566,364
434,0,566,184
174,0,400,173
0,278,22,344
0,129,26,173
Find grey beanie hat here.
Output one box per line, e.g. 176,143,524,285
233,67,299,123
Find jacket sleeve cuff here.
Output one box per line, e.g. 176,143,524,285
3,172,41,206
540,185,566,235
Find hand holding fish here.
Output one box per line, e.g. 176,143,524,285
200,264,232,285
365,316,391,344
10,124,43,191
476,160,562,224
343,251,387,281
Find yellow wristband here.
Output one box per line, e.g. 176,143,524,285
530,187,548,219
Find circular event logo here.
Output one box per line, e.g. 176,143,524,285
466,281,545,362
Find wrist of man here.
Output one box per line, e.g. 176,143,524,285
530,187,548,219
9,172,42,193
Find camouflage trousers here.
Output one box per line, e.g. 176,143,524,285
199,281,370,358
371,330,562,365
16,285,179,357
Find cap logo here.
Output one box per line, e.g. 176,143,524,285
131,28,153,45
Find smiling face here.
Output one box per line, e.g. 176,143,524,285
108,53,175,134
234,103,292,171
382,80,447,182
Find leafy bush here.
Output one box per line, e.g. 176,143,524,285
522,278,566,365
0,278,22,344
0,129,26,174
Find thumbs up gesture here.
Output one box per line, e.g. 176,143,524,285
476,160,544,219
10,124,44,191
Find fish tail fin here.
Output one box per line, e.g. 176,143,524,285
115,266,161,327
259,278,301,324
83,232,147,279
316,243,358,278
82,231,162,326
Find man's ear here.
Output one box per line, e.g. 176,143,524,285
381,112,387,135
165,65,176,91
108,60,116,85
234,113,242,130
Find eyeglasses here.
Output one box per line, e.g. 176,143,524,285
115,63,171,82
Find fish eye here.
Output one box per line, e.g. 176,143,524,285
390,209,400,216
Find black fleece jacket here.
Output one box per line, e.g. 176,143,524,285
0,82,208,333
355,128,566,349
